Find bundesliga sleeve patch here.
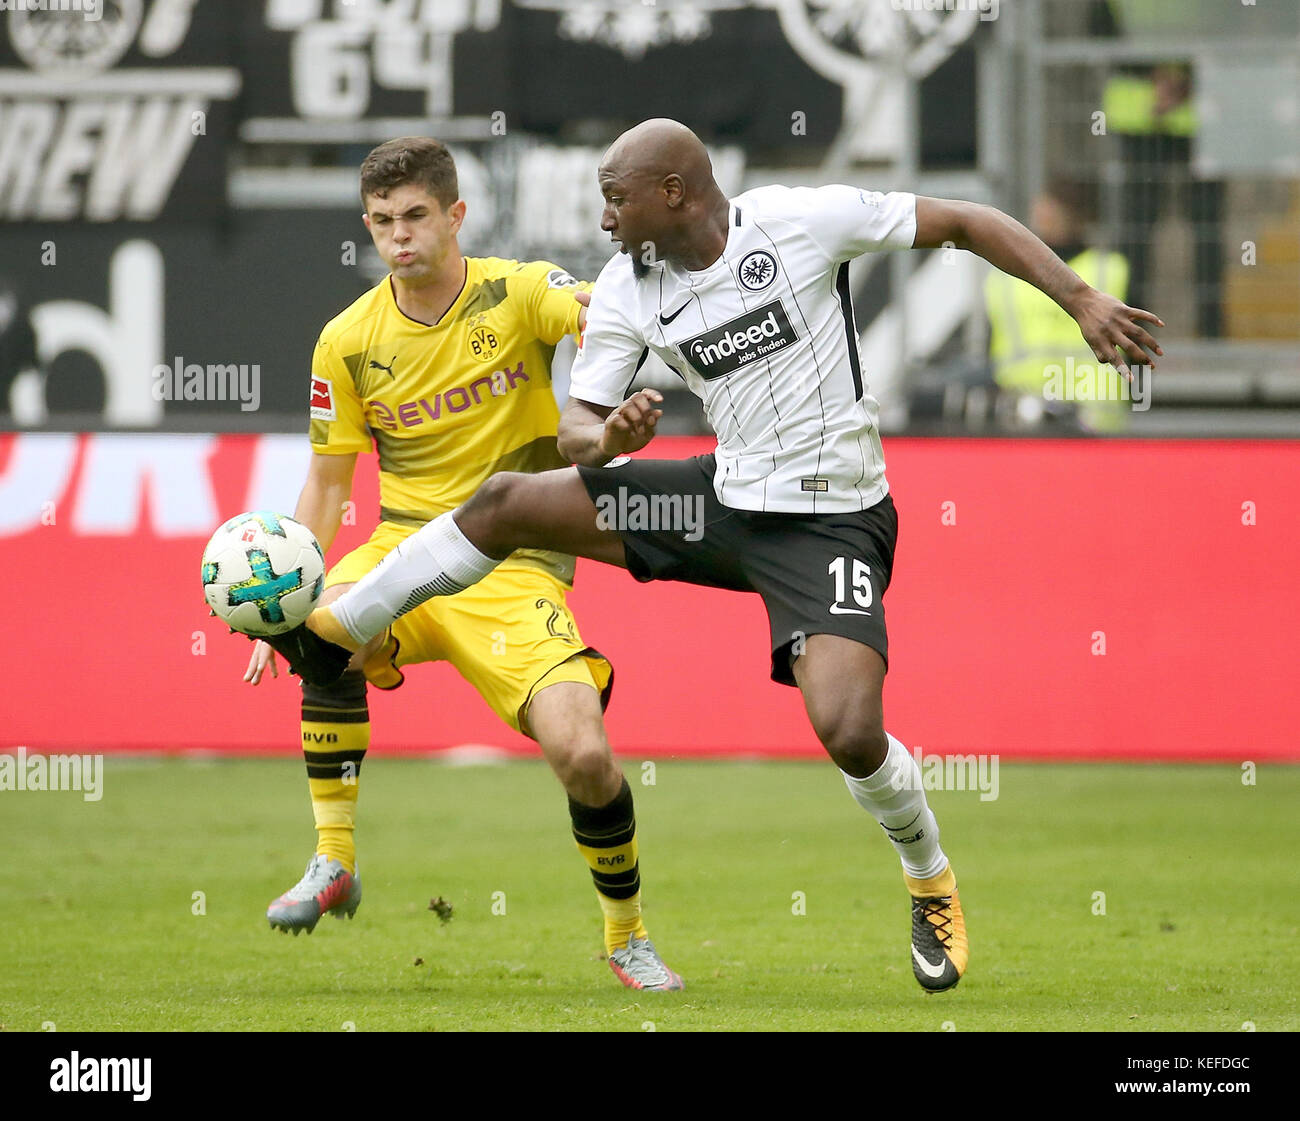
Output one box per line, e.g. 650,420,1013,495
310,376,336,421
547,268,579,289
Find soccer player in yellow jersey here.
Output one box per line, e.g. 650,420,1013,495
242,137,682,992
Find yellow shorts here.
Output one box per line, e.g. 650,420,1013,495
325,521,612,737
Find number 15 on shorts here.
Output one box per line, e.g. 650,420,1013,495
828,556,872,616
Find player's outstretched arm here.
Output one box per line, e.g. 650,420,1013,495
243,451,357,685
558,390,663,466
913,196,1164,381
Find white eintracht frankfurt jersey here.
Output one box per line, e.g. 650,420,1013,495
569,184,918,513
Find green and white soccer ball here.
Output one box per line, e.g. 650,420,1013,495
201,512,325,637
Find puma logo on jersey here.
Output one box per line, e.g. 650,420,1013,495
369,354,398,378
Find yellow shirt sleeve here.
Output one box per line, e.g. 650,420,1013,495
508,260,591,347
308,335,372,453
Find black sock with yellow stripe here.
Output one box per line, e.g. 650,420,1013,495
569,777,648,953
301,669,368,875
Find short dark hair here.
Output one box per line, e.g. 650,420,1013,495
360,137,458,209
1042,176,1093,223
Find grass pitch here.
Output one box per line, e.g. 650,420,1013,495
1,760,1295,1032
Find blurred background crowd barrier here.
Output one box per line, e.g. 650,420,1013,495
0,0,1295,438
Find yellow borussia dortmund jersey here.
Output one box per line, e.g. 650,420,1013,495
309,257,587,582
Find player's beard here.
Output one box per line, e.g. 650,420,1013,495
631,254,650,280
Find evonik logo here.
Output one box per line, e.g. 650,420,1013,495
368,362,529,430
678,299,797,379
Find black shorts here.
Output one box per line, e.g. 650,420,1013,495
576,454,897,686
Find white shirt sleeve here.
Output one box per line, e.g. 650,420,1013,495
566,259,647,409
782,185,918,261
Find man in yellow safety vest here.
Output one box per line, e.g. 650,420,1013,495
985,182,1133,433
1097,0,1224,336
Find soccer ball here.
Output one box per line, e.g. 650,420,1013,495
201,512,325,637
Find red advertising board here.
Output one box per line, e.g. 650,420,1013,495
2,433,1296,761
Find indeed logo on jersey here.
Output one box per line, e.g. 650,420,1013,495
678,300,797,379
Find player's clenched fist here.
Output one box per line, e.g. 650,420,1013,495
600,388,663,457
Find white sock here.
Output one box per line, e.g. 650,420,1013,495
841,732,948,880
331,511,500,644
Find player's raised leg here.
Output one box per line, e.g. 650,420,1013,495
527,678,683,992
313,467,622,653
793,635,968,992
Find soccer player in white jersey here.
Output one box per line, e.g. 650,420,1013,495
264,119,1163,992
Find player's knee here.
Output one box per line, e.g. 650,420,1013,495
464,471,531,548
556,739,612,784
816,707,887,777
469,471,528,520
545,727,617,799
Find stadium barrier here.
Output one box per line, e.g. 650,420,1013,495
2,433,1295,761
